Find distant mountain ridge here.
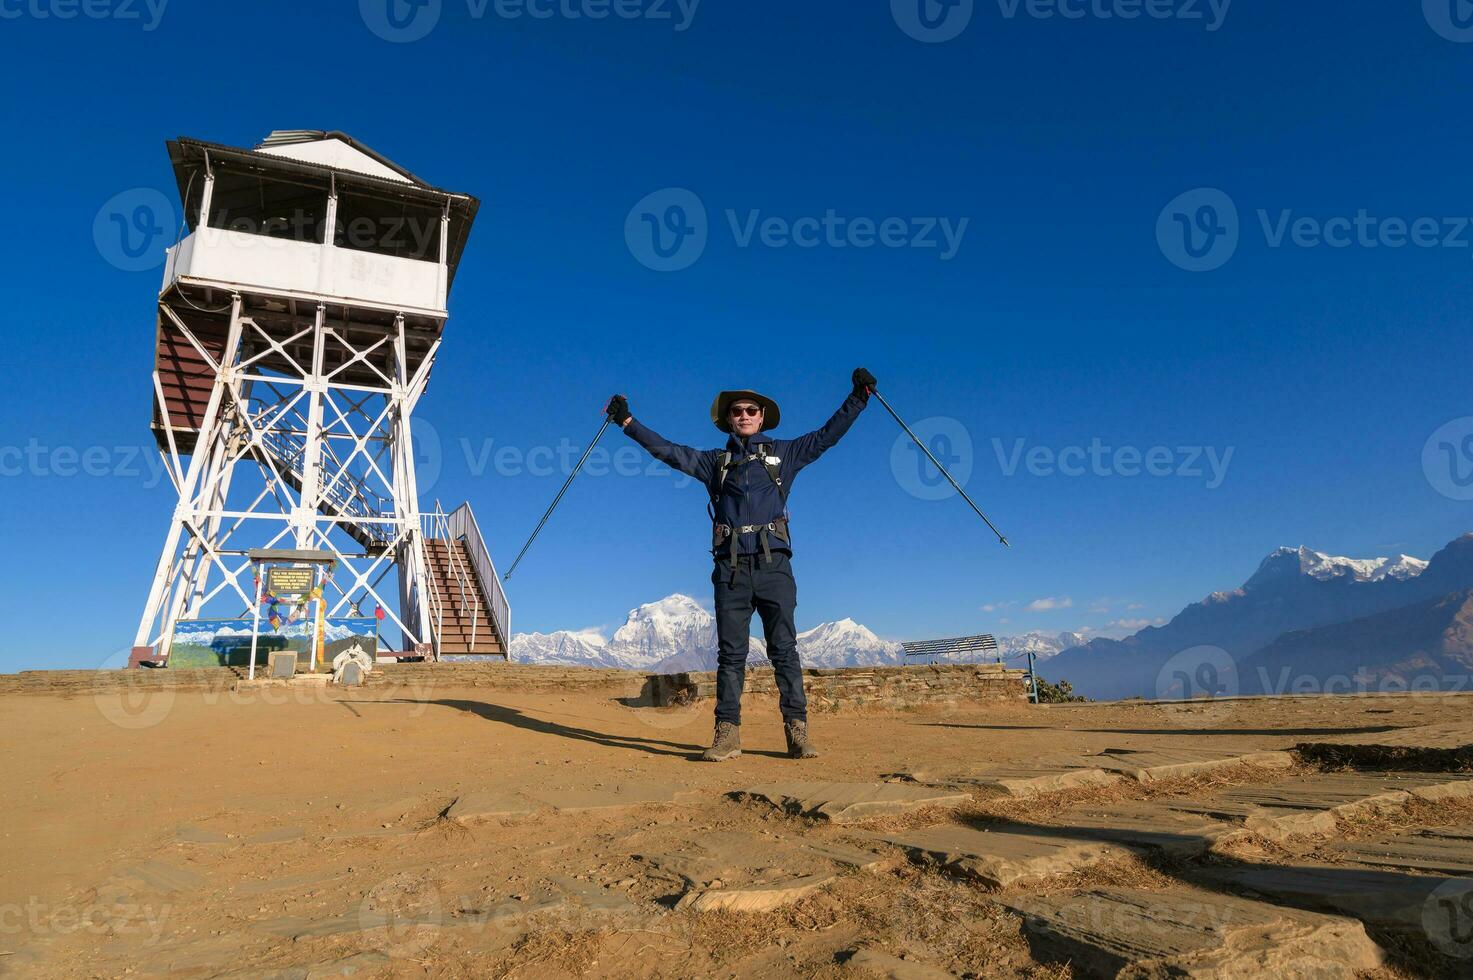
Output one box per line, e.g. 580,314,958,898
510,599,1078,672
1043,534,1473,700
1241,589,1473,695
513,596,904,671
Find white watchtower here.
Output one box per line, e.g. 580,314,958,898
131,131,508,666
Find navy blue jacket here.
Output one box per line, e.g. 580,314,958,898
624,392,868,557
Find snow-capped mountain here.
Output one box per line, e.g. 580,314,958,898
608,595,714,669
512,628,612,667
1045,534,1473,700
789,619,903,669
509,596,1077,672
1260,546,1428,584
510,596,907,671
998,631,1088,663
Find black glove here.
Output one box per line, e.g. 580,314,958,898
605,394,631,426
852,367,877,399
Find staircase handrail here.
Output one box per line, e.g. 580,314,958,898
443,502,511,659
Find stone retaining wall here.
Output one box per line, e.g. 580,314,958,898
1,661,1028,709
0,663,641,697
364,663,638,693
644,663,1028,711
0,668,246,696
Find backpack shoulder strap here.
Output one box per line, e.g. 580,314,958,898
710,450,734,508
756,443,787,503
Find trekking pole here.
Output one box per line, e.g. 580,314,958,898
870,388,1011,548
504,415,612,580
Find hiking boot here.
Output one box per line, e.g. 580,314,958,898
784,718,819,759
701,721,742,762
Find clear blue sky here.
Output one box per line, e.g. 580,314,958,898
1,1,1471,671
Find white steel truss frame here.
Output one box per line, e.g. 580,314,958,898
133,294,439,659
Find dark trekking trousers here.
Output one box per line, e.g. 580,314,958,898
712,552,804,725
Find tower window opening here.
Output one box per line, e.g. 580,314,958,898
207,169,330,244
333,190,443,263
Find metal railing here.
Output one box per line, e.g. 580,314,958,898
422,500,483,661
441,502,511,660
420,527,446,661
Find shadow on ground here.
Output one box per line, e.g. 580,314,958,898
368,697,792,759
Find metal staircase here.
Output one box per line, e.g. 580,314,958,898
256,427,396,551
422,501,511,660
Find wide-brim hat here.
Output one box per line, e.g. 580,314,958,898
710,389,781,433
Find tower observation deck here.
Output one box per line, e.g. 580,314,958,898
133,131,509,667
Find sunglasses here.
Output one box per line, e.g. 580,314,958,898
728,405,763,418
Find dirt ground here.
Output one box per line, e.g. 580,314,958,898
1,678,1468,978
